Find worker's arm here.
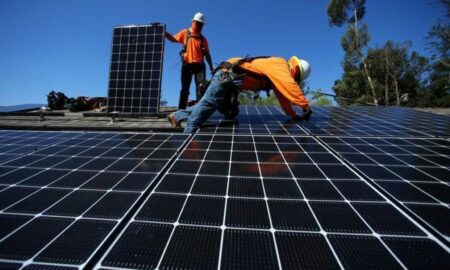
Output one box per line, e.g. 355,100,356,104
264,64,309,111
273,88,296,118
205,51,213,73
202,39,213,73
164,31,177,42
166,29,186,44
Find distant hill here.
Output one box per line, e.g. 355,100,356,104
0,104,46,112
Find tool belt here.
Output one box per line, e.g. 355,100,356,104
212,56,272,119
217,70,241,120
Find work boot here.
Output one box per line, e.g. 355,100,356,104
302,107,312,121
167,113,181,128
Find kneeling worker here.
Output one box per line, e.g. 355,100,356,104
168,56,312,133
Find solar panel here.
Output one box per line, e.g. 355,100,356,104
1,105,450,269
0,130,189,269
95,134,450,270
321,136,450,242
200,105,449,137
199,105,309,135
346,106,450,137
107,23,165,115
0,104,46,113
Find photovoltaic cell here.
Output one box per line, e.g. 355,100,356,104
101,222,172,269
107,24,165,115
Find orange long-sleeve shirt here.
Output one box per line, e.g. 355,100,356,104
227,57,309,117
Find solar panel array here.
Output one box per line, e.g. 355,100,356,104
107,24,165,115
321,136,450,242
96,134,449,270
0,105,449,269
200,105,449,137
0,131,189,269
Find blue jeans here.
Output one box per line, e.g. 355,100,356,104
173,70,227,133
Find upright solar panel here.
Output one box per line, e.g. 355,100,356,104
107,23,165,115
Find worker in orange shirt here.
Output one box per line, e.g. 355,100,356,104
165,12,214,109
167,56,312,133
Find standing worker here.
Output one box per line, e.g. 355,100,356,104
165,12,214,109
167,56,312,132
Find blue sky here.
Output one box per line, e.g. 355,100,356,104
0,0,444,106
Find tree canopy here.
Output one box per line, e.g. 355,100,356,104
328,0,450,107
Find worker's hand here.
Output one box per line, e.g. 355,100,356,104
292,115,304,122
209,67,214,75
302,107,312,121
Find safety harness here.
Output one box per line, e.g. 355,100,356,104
179,29,206,63
212,56,272,120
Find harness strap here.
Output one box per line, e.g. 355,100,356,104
180,29,206,62
214,56,271,92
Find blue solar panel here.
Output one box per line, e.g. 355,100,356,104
0,105,449,269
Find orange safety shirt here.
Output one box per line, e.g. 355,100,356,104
227,57,309,117
174,28,209,64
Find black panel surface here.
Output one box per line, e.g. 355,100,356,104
159,226,221,270
102,222,172,269
0,217,73,260
0,130,189,269
329,234,403,269
383,237,450,270
276,232,340,270
221,229,278,270
96,133,450,270
322,136,450,241
34,219,116,264
1,116,450,270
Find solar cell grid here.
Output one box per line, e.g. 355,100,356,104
107,24,165,115
97,133,450,270
0,130,189,269
321,136,450,243
199,106,309,135
347,106,450,137
1,104,449,269
199,105,449,138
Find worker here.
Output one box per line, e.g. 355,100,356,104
165,12,214,109
167,56,312,133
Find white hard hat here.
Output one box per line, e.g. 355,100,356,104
299,59,311,80
289,56,311,81
192,12,205,24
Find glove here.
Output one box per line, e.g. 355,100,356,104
302,107,312,121
292,107,313,122
292,115,304,122
209,67,214,75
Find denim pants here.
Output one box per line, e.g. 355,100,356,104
173,70,226,133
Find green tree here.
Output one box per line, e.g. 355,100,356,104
238,91,280,106
328,0,378,105
327,0,366,26
366,41,428,106
310,89,333,106
424,0,450,107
